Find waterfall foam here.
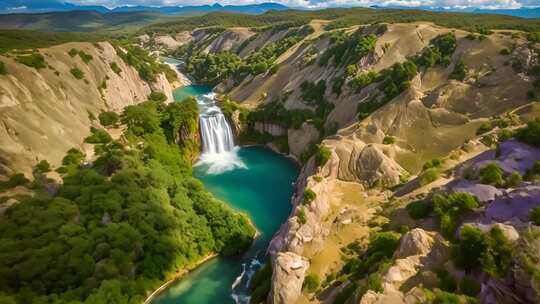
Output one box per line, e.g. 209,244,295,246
195,93,246,174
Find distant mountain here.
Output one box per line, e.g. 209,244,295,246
370,5,540,18
0,10,162,32
0,1,288,15
111,3,289,15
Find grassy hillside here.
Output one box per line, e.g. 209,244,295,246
144,7,540,34
0,30,106,53
0,11,163,32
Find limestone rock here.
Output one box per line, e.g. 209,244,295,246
485,185,540,223
354,144,404,187
268,252,309,304
288,123,320,158
394,228,435,259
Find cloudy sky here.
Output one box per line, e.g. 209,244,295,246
12,0,540,9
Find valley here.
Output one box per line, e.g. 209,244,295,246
0,4,540,304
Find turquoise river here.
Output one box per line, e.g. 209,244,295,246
152,85,299,303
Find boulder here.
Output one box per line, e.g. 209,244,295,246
394,228,435,259
448,179,503,203
485,186,540,222
354,144,404,187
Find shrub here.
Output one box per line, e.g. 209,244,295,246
70,67,85,80
434,193,479,239
452,225,512,277
303,188,316,205
0,173,29,191
68,48,78,57
525,161,540,182
498,129,514,142
530,206,540,225
476,122,493,135
0,61,6,75
313,176,323,182
84,128,112,144
459,276,481,297
110,62,122,75
515,118,540,147
99,111,119,127
433,291,460,304
382,135,395,145
366,273,383,292
62,148,85,166
436,269,457,292
315,145,331,166
16,53,46,69
36,160,51,173
423,158,444,171
419,168,440,186
149,91,167,102
406,200,433,219
479,163,504,186
505,171,522,188
449,60,467,81
78,51,93,64
303,273,320,292
297,208,307,225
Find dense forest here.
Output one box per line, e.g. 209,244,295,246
0,95,255,303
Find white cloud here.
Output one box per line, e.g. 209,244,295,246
66,0,540,9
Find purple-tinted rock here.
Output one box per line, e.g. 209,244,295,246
476,140,540,176
448,180,503,202
485,186,540,222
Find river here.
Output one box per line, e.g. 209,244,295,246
151,84,298,303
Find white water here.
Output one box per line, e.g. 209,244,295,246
231,258,262,304
195,92,246,174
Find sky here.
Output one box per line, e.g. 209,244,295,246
8,0,540,9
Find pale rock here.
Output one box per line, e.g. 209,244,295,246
268,252,309,304
394,228,435,259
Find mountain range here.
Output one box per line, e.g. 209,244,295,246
0,1,288,15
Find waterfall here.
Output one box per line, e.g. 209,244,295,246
200,113,235,154
195,93,246,174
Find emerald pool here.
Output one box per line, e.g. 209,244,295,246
151,85,299,304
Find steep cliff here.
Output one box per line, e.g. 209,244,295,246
0,41,175,177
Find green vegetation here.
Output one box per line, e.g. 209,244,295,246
0,61,6,75
525,161,540,182
406,200,433,219
476,114,521,135
459,276,481,297
0,97,255,303
16,53,46,69
419,168,441,186
515,118,540,147
423,158,444,171
433,192,479,239
115,43,177,83
99,111,119,127
110,62,122,75
69,48,93,63
349,70,379,92
303,273,320,293
416,34,457,68
318,28,378,67
452,225,513,278
479,163,504,186
342,232,401,279
297,208,307,225
70,67,85,79
35,160,51,173
530,206,540,225
315,145,331,166
449,60,467,81
505,171,522,188
383,135,395,145
84,128,113,144
0,173,29,192
436,269,457,292
303,188,316,205
249,264,272,304
0,30,105,54
180,25,312,85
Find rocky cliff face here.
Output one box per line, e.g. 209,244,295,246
0,42,174,177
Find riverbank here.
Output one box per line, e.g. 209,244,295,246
144,253,218,304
